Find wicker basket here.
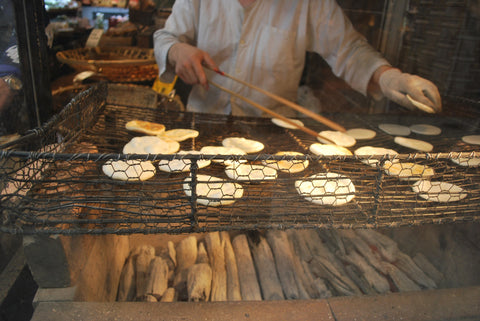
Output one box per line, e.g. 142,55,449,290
56,47,159,83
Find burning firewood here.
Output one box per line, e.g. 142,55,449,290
168,241,177,268
156,247,175,283
221,232,242,301
413,253,444,285
134,245,156,300
296,259,329,299
248,233,285,300
339,230,388,275
232,234,262,301
354,229,436,290
187,263,212,302
173,235,198,300
355,229,399,262
205,232,227,301
383,262,421,292
395,252,436,289
146,257,169,300
283,233,312,300
343,264,376,295
160,288,176,302
117,255,136,301
342,248,391,294
144,294,157,302
265,230,301,300
312,276,332,299
197,241,209,264
294,230,361,296
175,235,198,271
288,230,329,299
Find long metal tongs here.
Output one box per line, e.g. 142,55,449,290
205,66,347,133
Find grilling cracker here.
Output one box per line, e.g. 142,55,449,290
102,159,156,181
317,131,356,147
309,143,353,156
271,117,304,129
158,150,211,173
161,129,199,142
462,135,480,146
183,174,244,206
262,151,309,173
394,136,434,152
225,162,278,181
383,161,435,181
222,137,264,153
451,156,480,167
200,146,247,166
412,180,467,203
345,128,377,140
410,124,441,136
125,120,166,136
123,136,180,154
295,172,356,206
354,146,399,167
378,123,411,136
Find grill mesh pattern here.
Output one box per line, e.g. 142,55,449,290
1,84,479,234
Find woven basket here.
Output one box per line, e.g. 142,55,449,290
56,47,159,83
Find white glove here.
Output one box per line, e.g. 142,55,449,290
379,69,442,112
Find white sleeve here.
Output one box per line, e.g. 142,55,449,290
153,0,199,82
307,0,390,95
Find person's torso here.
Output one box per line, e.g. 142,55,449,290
188,0,310,117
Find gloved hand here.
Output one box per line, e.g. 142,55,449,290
379,69,442,113
168,43,218,90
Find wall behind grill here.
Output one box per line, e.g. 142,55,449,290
399,0,480,101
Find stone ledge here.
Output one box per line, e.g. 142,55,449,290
31,286,480,321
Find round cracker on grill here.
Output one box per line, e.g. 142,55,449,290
406,95,435,114
410,124,441,136
354,146,399,167
183,174,244,206
271,117,304,129
225,162,278,182
158,150,211,173
222,137,264,153
125,120,166,136
450,156,480,167
412,180,467,202
394,136,434,152
317,131,356,147
345,128,377,140
383,161,435,181
310,143,353,156
123,136,180,154
462,135,480,146
262,151,309,173
200,146,247,166
160,129,199,142
379,123,411,136
295,172,356,206
102,159,156,181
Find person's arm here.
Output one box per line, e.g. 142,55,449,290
153,0,217,90
309,0,442,113
368,66,442,113
167,42,217,90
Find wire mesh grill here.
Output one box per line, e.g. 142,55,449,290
1,84,479,235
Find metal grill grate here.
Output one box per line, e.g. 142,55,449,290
1,84,479,234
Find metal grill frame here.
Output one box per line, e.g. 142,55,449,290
1,84,479,235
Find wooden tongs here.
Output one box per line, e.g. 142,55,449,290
206,66,346,143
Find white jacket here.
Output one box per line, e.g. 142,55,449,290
154,0,390,116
